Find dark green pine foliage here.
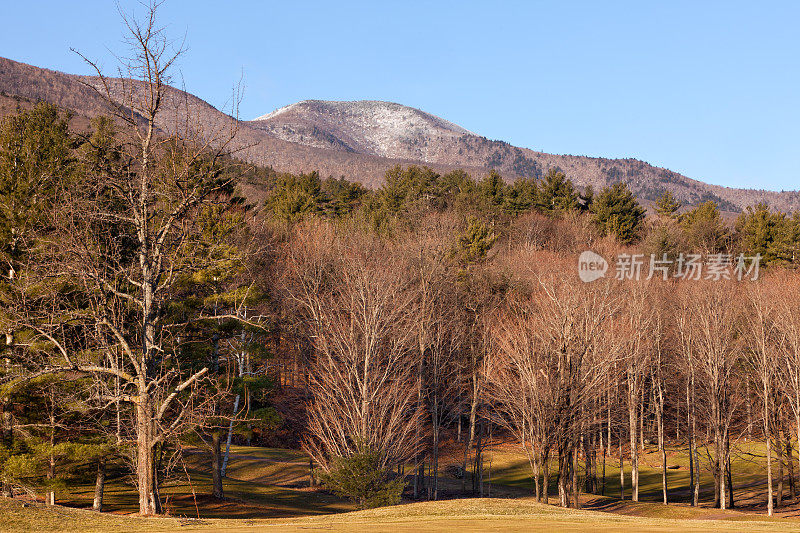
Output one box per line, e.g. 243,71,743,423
0,104,81,496
174,201,277,444
0,376,113,500
654,190,681,219
319,449,406,510
591,182,646,244
536,168,580,212
579,185,595,211
503,177,538,216
265,171,326,223
379,165,440,214
320,177,367,218
477,170,506,207
456,217,498,265
679,201,728,254
0,103,75,283
735,203,799,265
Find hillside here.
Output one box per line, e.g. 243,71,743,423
2,56,798,212
251,99,475,157
0,57,483,193
252,99,800,212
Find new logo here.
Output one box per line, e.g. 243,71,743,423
578,251,608,283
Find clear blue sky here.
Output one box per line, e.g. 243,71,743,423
2,1,798,191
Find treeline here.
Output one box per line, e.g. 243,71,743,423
259,162,800,266
3,16,800,516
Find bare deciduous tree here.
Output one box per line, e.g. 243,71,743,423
487,272,619,508
287,226,422,474
6,2,249,514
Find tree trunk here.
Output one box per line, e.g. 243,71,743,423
47,410,55,506
136,398,160,515
687,379,695,506
542,447,550,505
725,448,734,509
767,426,774,516
212,432,224,499
558,444,571,508
601,433,606,496
1,399,11,450
638,399,645,451
221,393,240,478
475,421,483,496
572,439,580,508
93,458,106,512
432,405,440,501
676,389,680,440
431,396,440,500
658,401,668,504
777,431,785,508
527,437,541,501
746,380,752,440
603,392,610,496
796,412,800,504
619,431,625,500
787,438,796,500
462,377,478,493
629,400,639,502
0,397,9,497
690,370,700,507
714,417,724,509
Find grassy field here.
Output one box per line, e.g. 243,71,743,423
3,496,800,532
487,439,777,508
3,440,800,531
54,446,353,519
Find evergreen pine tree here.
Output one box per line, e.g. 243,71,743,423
591,183,646,244
654,191,681,219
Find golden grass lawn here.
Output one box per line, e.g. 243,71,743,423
4,496,800,532
4,441,800,531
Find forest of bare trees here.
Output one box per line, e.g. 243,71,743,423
4,2,800,519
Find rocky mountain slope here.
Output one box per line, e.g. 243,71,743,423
251,99,800,212
251,100,474,158
1,56,797,212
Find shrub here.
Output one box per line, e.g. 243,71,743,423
319,450,405,509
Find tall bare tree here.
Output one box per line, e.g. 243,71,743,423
488,270,619,508
286,225,422,474
618,282,654,502
743,283,778,515
684,281,742,509
6,3,248,514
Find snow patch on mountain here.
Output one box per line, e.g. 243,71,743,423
249,100,477,162
253,102,304,122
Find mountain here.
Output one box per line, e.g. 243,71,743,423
251,100,475,158
1,56,798,212
0,57,481,197
250,99,800,213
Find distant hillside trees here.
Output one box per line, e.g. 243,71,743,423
591,183,646,244
654,190,681,219
736,203,800,264
680,201,729,254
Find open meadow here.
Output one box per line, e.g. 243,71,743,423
5,441,800,532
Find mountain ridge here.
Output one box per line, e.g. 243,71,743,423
249,97,800,212
1,56,797,212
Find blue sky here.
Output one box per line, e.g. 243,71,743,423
2,1,798,191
